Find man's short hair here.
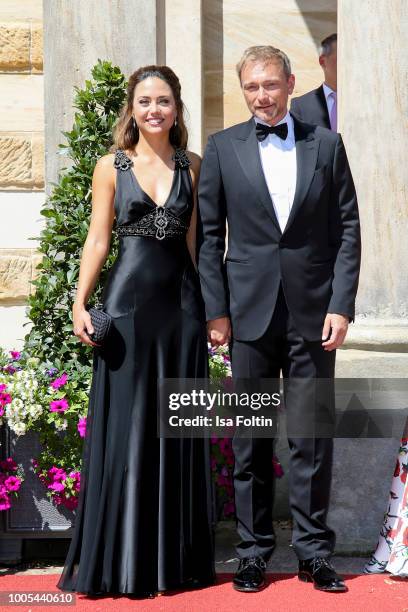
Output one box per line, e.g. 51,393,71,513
236,45,292,82
319,33,337,56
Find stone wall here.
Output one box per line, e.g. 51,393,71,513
0,1,45,349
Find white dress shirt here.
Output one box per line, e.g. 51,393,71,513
255,111,297,232
322,82,336,116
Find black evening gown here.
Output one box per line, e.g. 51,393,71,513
57,149,215,596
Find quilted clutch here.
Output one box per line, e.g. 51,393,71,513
85,305,112,344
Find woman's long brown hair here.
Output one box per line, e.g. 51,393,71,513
112,65,188,152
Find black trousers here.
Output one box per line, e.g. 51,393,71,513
230,287,336,561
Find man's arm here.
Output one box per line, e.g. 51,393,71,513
323,134,361,350
197,135,229,321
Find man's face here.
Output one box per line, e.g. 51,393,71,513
320,42,337,90
240,59,295,125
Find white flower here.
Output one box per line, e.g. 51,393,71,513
11,398,24,410
12,422,27,436
27,357,40,367
28,404,43,419
55,419,68,431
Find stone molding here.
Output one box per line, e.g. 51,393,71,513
0,249,42,303
0,133,44,190
344,321,408,353
0,22,43,73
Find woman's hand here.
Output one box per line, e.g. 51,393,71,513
73,302,99,347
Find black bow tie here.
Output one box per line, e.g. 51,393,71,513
255,122,288,141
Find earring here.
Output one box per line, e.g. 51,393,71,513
174,117,178,127
132,116,137,129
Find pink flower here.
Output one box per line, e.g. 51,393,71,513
49,398,69,413
0,384,6,392
0,457,18,472
219,438,232,455
63,496,78,510
10,351,21,361
51,372,68,389
48,467,66,481
224,501,235,517
4,476,21,492
217,473,230,487
48,481,65,492
272,456,284,478
0,389,12,409
77,416,87,438
0,393,12,406
3,365,16,374
0,493,11,511
226,454,234,466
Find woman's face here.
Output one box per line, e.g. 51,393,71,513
132,76,177,136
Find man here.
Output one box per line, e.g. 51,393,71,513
197,45,360,593
291,33,337,130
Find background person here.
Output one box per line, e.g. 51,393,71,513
291,33,337,130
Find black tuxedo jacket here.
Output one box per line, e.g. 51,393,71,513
290,85,331,129
197,113,361,342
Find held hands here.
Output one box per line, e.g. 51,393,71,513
207,316,232,347
322,313,349,351
73,302,99,347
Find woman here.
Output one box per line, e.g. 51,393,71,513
364,421,408,577
57,65,215,597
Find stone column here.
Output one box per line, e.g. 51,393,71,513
338,0,408,370
165,0,203,154
328,0,408,553
43,0,160,186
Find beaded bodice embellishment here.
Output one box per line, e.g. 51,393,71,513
116,208,188,240
113,149,190,240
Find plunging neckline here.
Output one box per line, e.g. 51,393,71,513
127,153,178,209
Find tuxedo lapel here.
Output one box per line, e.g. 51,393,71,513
231,119,281,233
284,114,320,234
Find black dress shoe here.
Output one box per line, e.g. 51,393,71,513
298,557,347,592
233,556,267,592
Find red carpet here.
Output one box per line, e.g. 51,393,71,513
0,573,407,612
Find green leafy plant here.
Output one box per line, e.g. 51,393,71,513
24,60,127,370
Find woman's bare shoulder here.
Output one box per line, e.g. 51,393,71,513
95,153,116,169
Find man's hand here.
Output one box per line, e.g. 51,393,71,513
207,317,231,347
322,313,349,351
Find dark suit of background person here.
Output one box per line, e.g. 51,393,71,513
291,33,338,131
197,46,360,592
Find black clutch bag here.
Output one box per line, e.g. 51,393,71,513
85,304,112,344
